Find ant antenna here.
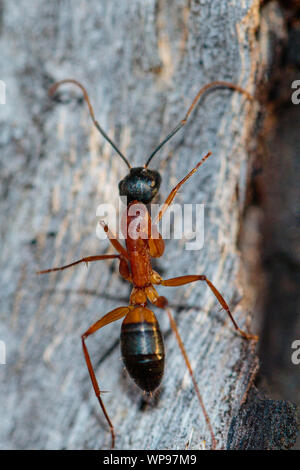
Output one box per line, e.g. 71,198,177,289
49,79,131,170
145,81,253,168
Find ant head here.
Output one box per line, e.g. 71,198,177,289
119,167,161,204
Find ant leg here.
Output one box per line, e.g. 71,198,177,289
155,152,212,224
160,275,258,341
119,256,132,283
38,221,129,274
152,296,216,449
166,307,217,450
148,223,165,258
99,220,129,259
37,254,120,274
82,306,134,448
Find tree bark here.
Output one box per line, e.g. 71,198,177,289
0,0,298,450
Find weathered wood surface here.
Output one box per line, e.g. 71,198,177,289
227,388,299,450
0,0,298,450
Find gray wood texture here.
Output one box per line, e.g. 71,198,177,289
0,0,298,450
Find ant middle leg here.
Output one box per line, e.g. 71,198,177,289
159,275,258,341
37,254,120,274
38,218,130,275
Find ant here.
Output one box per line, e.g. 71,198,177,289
38,79,258,450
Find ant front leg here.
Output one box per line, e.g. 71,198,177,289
155,152,212,224
159,275,258,341
149,155,212,258
81,306,134,448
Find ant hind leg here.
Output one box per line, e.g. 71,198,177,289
81,305,134,448
153,296,217,450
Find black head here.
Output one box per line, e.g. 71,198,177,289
119,167,161,204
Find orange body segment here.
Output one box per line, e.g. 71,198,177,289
122,305,157,324
122,201,154,288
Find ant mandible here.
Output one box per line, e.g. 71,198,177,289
38,79,258,449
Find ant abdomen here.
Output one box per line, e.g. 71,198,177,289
120,307,165,392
